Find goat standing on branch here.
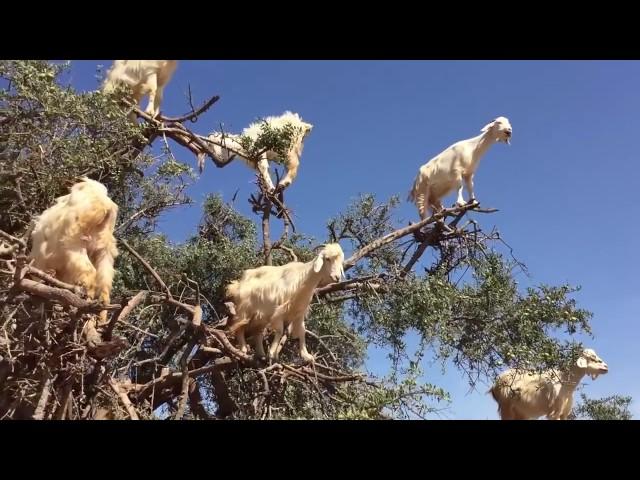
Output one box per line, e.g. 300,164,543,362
102,60,178,120
408,116,512,219
489,348,609,420
29,178,119,324
225,243,345,364
207,111,313,192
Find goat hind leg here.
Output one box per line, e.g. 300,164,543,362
256,155,275,191
417,185,431,220
152,85,164,118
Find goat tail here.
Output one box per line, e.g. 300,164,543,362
488,385,497,402
224,280,250,333
488,384,506,419
407,174,420,203
225,280,240,301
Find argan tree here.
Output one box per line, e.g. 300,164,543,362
0,60,623,420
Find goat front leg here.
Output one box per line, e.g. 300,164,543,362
142,73,159,117
256,155,275,192
455,173,466,207
64,249,97,299
557,396,573,420
128,90,144,122
235,327,249,355
290,318,314,364
93,249,116,326
463,174,477,204
277,152,299,190
252,330,267,361
267,319,285,363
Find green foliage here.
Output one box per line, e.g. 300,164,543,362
336,363,450,419
237,120,303,164
571,393,633,420
0,59,192,238
350,251,591,380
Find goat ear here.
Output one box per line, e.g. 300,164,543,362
576,357,588,369
480,120,496,133
312,244,326,253
313,255,324,273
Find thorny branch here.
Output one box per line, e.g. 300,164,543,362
310,202,499,300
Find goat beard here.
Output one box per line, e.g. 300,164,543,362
590,373,599,380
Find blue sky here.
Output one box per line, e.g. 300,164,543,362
67,60,639,419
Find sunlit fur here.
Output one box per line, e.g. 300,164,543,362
29,178,119,324
102,60,178,119
408,117,512,219
225,243,344,363
489,348,609,420
207,111,313,191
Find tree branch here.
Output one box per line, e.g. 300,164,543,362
344,202,495,271
104,290,148,341
108,378,139,420
17,277,119,311
159,95,220,124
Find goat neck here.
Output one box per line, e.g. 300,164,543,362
298,261,325,294
556,366,586,392
469,131,496,166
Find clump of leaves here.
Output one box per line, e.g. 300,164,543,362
237,120,303,165
570,393,633,420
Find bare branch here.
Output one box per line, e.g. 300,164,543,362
159,95,220,124
108,378,139,420
104,290,148,341
32,373,55,420
26,265,83,295
0,229,27,250
118,239,171,298
17,277,119,311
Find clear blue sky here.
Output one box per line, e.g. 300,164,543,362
67,60,639,419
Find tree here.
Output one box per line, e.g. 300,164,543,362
570,394,633,420
0,60,602,419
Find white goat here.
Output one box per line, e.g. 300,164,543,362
29,178,119,325
489,348,609,420
408,116,512,219
207,111,313,191
102,60,178,119
225,243,344,363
